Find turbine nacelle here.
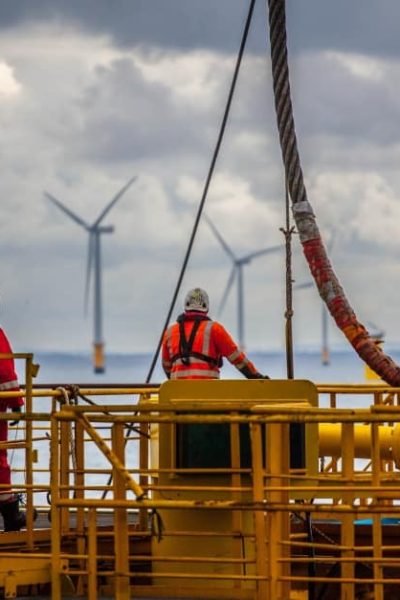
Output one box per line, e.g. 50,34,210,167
237,257,252,267
96,225,114,234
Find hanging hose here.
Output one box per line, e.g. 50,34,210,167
145,0,257,383
267,0,400,385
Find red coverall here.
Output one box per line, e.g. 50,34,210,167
0,328,24,493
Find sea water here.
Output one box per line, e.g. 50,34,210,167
18,348,395,386
10,349,400,507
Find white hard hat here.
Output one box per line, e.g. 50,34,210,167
184,288,209,313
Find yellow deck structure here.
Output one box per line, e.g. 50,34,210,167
1,354,400,598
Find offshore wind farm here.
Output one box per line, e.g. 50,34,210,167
1,3,400,600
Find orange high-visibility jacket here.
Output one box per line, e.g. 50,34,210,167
162,312,262,380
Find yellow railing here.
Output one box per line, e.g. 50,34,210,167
1,361,400,599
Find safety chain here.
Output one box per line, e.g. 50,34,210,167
145,0,257,384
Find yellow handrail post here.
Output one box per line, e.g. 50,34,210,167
340,422,355,600
60,417,71,533
371,422,384,600
230,417,244,586
250,422,268,600
111,422,130,599
139,407,149,531
75,418,86,596
50,410,62,600
266,420,290,600
24,353,36,550
87,507,98,600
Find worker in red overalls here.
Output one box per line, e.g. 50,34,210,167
162,288,269,380
0,326,28,531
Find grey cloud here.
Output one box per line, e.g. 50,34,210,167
68,58,210,165
1,1,400,57
292,57,400,146
2,2,400,352
286,1,400,58
0,1,257,52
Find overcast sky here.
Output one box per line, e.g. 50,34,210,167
1,0,400,359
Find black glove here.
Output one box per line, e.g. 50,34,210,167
252,372,271,379
10,406,22,427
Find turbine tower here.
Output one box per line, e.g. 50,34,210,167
203,213,282,349
45,176,137,373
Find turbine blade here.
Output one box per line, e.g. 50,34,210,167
241,244,283,263
217,266,237,317
327,228,337,253
45,191,90,229
84,233,94,316
93,175,137,227
203,213,236,261
365,321,385,339
294,281,314,291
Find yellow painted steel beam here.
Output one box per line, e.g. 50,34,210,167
0,388,159,398
112,422,130,599
0,556,68,596
249,422,268,599
129,586,255,599
87,508,98,600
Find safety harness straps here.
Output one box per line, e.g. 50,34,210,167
178,318,202,366
171,314,223,369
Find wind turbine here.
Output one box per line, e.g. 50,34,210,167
203,213,282,349
45,176,137,373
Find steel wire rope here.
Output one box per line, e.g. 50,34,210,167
267,0,400,385
280,179,296,379
145,0,257,383
266,3,387,597
98,0,258,507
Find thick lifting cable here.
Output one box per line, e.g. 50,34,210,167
267,0,400,385
146,0,257,383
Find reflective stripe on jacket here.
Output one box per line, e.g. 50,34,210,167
162,312,261,380
0,328,24,412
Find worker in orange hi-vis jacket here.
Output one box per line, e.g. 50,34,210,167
0,326,30,531
162,287,270,381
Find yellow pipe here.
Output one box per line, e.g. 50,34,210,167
318,423,400,464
